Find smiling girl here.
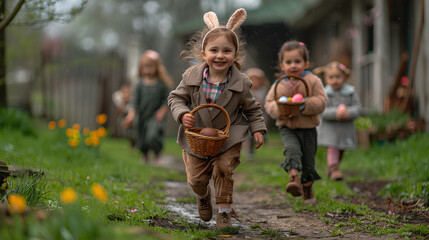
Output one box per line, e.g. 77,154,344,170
265,40,327,204
168,9,266,229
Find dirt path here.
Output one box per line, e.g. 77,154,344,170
155,155,426,239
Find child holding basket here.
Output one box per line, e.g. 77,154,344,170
265,40,327,204
168,8,266,229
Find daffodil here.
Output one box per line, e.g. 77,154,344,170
72,129,80,139
48,121,56,130
60,188,77,204
92,136,100,146
91,183,108,202
72,124,81,131
85,137,92,146
96,113,107,125
96,127,107,138
58,119,67,128
66,128,73,137
68,138,79,147
8,194,26,213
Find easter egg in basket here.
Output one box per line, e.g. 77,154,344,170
291,93,303,102
199,128,218,137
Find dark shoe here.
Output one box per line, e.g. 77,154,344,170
328,165,343,181
216,212,231,229
285,175,303,197
197,186,212,222
302,182,316,205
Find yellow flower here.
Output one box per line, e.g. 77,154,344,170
66,128,73,137
48,121,56,130
72,124,81,131
8,194,26,213
85,137,92,146
96,113,107,125
96,127,107,138
60,188,77,204
72,129,80,139
89,131,97,138
68,138,79,147
91,183,108,202
58,119,66,128
83,127,90,136
92,136,100,146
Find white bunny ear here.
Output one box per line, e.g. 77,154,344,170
226,8,247,31
203,11,220,30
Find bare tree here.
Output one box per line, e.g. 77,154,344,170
0,0,87,107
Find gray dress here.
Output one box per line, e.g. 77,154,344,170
317,84,362,150
131,80,169,155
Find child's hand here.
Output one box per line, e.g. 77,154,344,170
181,113,195,128
122,116,132,129
253,132,264,149
336,104,349,120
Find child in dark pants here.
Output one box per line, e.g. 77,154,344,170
265,40,327,204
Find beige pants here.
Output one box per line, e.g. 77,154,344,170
182,144,241,204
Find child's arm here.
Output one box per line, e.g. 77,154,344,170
264,83,279,119
321,105,338,121
156,83,171,122
167,79,192,124
345,93,362,120
122,82,141,128
301,77,327,116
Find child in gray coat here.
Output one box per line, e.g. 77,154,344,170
317,62,362,180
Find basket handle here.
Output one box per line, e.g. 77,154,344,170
274,74,310,101
188,103,231,136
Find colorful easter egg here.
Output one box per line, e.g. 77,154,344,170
291,93,303,102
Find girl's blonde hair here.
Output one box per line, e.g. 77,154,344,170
313,61,350,85
138,50,174,89
181,26,246,70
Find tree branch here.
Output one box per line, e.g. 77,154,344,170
0,0,26,31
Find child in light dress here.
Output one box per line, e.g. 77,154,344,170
317,61,362,180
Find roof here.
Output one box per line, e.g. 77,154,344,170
173,0,322,35
246,0,322,25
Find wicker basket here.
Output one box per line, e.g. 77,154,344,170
185,104,230,157
274,74,309,119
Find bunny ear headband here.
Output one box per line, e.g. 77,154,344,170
201,8,247,50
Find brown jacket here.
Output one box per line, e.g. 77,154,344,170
265,72,327,129
168,63,267,158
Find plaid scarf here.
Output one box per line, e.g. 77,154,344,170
202,67,231,104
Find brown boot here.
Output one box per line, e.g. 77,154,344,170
285,169,303,197
302,182,316,205
216,212,232,229
197,186,212,222
328,164,343,181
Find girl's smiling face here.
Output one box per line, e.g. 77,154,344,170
201,35,236,76
280,49,309,76
325,67,346,90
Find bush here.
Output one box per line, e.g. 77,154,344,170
0,108,35,136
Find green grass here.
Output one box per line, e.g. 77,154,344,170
236,132,429,202
1,108,428,239
0,119,185,239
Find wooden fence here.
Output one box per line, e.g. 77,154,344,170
41,53,126,136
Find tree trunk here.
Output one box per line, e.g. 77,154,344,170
0,1,6,107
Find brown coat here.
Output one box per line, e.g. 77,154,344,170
265,72,327,129
168,63,267,158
